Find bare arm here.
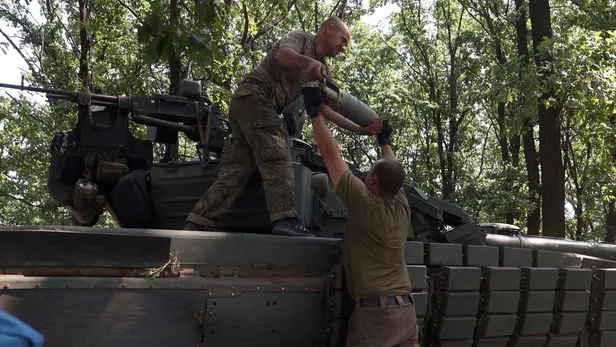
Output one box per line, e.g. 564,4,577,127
380,144,395,159
322,105,383,135
275,48,317,69
311,115,349,188
322,105,361,133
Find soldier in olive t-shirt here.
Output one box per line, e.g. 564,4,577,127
335,169,412,299
300,84,420,346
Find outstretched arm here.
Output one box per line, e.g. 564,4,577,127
302,87,349,188
322,105,382,136
380,144,395,159
376,120,395,160
311,115,349,188
307,112,348,189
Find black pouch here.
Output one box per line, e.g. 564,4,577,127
111,169,151,228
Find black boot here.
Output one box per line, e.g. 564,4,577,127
183,221,218,232
272,218,315,237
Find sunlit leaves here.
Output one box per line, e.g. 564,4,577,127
0,0,614,239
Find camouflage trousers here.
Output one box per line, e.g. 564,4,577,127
187,82,297,226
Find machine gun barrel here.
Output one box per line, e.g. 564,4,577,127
0,81,216,129
0,82,118,104
1,80,228,151
131,113,196,135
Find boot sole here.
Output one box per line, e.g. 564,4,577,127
272,226,315,237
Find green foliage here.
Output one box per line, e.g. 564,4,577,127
0,0,614,241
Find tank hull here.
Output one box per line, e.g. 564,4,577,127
2,225,616,347
0,226,338,347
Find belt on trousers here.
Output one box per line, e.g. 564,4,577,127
239,77,277,111
357,293,414,308
240,77,271,92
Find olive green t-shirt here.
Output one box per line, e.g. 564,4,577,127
247,29,333,113
335,169,412,299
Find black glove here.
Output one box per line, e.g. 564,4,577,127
301,87,324,118
377,119,393,146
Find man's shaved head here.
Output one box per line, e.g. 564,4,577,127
366,157,406,196
319,16,347,32
315,16,351,57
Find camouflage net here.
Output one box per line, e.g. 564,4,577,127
139,251,181,279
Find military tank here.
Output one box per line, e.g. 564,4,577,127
1,78,616,347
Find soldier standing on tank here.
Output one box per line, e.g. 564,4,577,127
301,86,420,346
183,16,382,237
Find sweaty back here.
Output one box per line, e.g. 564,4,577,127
335,169,412,299
248,29,333,113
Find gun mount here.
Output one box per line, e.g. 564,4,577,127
1,78,227,226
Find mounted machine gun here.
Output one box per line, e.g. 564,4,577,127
0,76,227,226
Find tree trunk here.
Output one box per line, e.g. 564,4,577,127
607,201,616,243
440,2,465,201
606,114,616,242
510,136,521,168
515,0,541,235
164,0,182,161
529,0,564,238
498,103,510,163
168,0,182,95
78,0,90,90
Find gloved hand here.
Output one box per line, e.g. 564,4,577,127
377,119,393,146
301,87,324,118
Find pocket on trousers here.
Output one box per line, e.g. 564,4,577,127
251,116,289,163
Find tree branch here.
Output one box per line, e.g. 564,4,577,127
3,92,53,128
294,3,306,31
337,0,348,19
116,0,143,23
329,0,342,18
46,1,79,54
0,27,40,79
0,191,44,208
377,34,422,78
242,0,298,54
241,0,249,47
314,1,318,33
399,2,435,85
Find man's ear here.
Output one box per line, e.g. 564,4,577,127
326,24,334,35
367,174,378,185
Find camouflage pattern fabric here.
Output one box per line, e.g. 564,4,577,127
188,29,336,226
247,29,334,113
187,83,297,226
